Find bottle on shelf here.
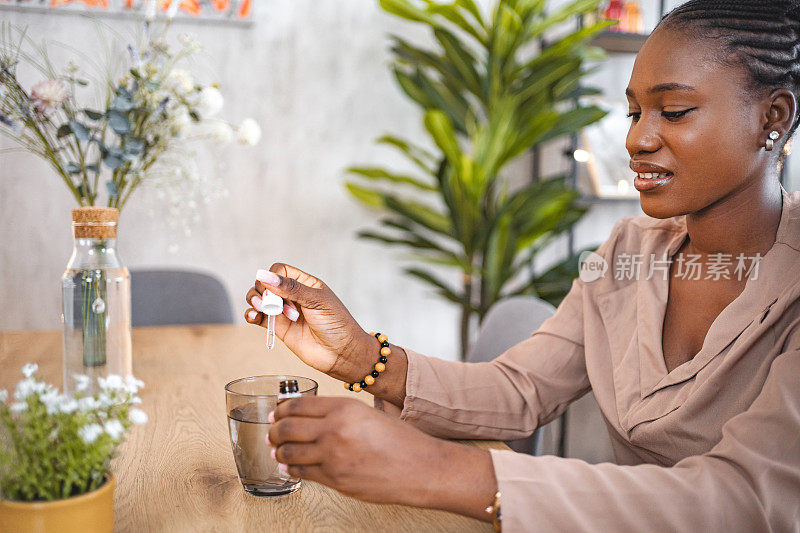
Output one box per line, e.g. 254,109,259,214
624,1,644,34
604,0,626,32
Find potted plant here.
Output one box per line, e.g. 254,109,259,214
0,364,147,532
346,0,612,357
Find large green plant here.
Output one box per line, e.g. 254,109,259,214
347,0,612,358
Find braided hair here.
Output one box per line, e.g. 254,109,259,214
657,0,800,146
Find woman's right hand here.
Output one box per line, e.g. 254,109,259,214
244,263,374,382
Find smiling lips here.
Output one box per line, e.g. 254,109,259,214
630,161,674,192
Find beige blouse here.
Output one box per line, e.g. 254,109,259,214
380,188,800,532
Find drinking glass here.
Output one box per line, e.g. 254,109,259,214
225,375,318,496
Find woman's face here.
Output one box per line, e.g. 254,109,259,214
625,26,770,219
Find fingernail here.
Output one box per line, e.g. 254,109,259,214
256,269,281,287
246,309,258,321
252,295,262,310
268,410,275,423
270,447,276,460
265,433,270,446
284,304,299,322
278,463,288,473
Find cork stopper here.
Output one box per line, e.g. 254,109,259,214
72,207,119,239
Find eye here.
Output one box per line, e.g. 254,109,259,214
626,111,640,121
662,108,696,121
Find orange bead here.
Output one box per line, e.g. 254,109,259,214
364,375,375,386
377,334,388,343
353,382,362,392
375,362,386,373
380,346,391,356
344,382,351,390
369,332,375,336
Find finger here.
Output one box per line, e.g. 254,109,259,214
284,463,328,483
244,307,263,325
254,263,327,309
245,287,297,326
268,417,327,446
273,396,349,421
274,443,323,465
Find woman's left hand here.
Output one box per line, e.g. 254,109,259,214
266,396,497,517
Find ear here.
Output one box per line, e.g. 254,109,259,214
763,88,798,148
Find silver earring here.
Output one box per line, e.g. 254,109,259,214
766,131,780,151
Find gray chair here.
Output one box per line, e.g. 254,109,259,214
130,269,234,327
467,295,556,456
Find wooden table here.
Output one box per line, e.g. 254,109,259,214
0,325,503,532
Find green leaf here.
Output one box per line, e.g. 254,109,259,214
68,120,90,142
83,109,104,121
112,95,135,112
433,27,483,96
385,195,453,237
404,267,465,305
107,111,130,135
426,4,486,44
124,138,145,155
56,124,72,138
347,166,437,191
423,110,461,169
65,163,80,174
524,0,603,40
345,182,385,208
102,154,123,170
86,164,99,173
376,135,436,174
106,181,119,198
379,0,433,23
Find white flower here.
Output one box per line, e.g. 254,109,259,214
166,69,194,95
237,118,261,146
73,374,91,392
41,389,61,414
0,390,7,403
196,87,224,118
124,375,145,394
79,423,104,444
14,378,46,401
98,374,126,392
166,0,181,19
59,396,78,414
144,0,157,21
30,80,68,114
10,402,27,414
22,363,38,378
171,107,193,137
104,419,125,440
129,408,148,425
77,396,101,412
130,396,143,405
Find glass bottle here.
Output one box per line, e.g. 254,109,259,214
61,207,132,393
624,1,644,34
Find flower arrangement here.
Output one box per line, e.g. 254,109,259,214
0,363,146,501
0,1,260,231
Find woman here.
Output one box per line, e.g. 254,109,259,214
245,1,800,530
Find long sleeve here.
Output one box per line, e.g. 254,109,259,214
489,348,800,532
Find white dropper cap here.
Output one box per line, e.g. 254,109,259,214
259,289,283,316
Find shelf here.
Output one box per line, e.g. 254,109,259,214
591,31,649,54
578,194,640,204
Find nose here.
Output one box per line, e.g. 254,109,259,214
626,114,662,156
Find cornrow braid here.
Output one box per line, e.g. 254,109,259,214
658,0,800,143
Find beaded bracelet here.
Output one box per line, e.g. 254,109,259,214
344,332,390,392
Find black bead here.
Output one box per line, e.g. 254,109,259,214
371,370,379,378
373,332,382,339
348,384,354,391
360,381,368,389
379,355,388,364
381,341,389,347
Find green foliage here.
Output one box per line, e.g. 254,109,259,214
347,0,610,356
0,366,146,502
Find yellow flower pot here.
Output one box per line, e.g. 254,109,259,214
0,474,114,533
